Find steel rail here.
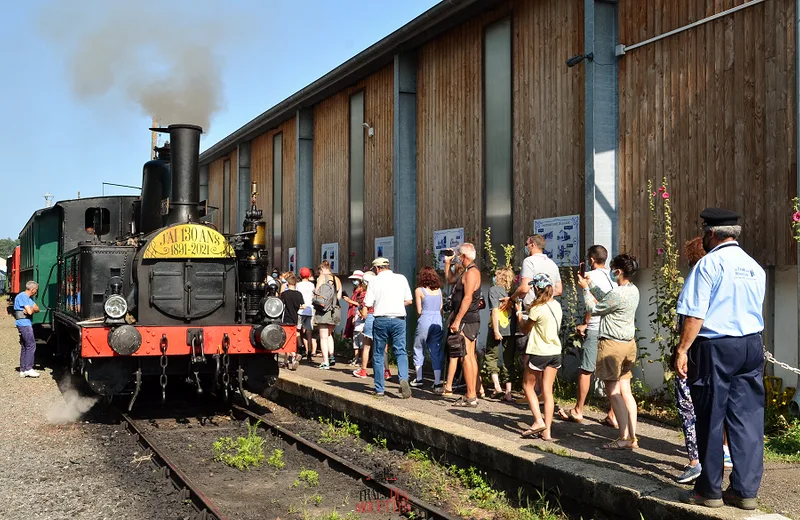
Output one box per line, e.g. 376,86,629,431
118,411,228,520
231,403,459,520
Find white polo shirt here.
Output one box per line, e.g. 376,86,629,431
364,270,413,318
520,253,561,306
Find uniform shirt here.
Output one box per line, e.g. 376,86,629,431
525,300,562,356
364,270,413,318
14,292,35,327
488,285,512,336
520,254,562,306
296,280,315,316
585,268,616,331
586,283,640,342
676,241,766,338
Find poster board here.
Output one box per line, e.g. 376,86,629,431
321,243,339,274
532,215,580,266
433,227,464,270
288,247,297,273
374,236,394,268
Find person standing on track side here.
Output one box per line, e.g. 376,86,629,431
15,281,40,378
364,257,413,398
675,208,766,511
280,272,304,371
297,267,317,363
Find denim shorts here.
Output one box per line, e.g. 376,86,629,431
363,314,375,339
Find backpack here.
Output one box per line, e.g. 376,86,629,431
312,276,339,312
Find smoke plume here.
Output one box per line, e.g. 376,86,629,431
38,0,237,130
47,377,98,424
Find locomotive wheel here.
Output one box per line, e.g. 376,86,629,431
242,354,279,396
83,358,132,396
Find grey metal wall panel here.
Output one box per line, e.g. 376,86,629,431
222,159,231,234
349,91,365,271
272,133,283,270
483,17,513,255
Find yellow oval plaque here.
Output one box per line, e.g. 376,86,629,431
143,224,234,259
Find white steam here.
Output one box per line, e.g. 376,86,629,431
47,379,98,424
38,0,239,130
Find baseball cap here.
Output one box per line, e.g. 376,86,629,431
349,270,365,279
299,267,312,279
372,257,390,267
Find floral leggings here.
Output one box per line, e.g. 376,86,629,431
675,376,699,462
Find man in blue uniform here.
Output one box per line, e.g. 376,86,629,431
674,208,766,510
14,281,41,378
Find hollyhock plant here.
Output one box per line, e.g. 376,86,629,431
791,199,800,243
662,192,670,199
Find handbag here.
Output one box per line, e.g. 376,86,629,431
447,330,467,358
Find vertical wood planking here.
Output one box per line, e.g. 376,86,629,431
281,118,297,271
618,0,795,266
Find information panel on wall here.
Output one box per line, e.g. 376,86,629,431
533,215,580,267
288,247,297,274
374,236,394,268
433,227,464,270
321,243,340,274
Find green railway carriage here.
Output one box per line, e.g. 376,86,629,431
18,197,138,341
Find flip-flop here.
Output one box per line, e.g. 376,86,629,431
557,408,583,423
521,426,546,438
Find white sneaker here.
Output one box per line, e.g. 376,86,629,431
23,370,40,378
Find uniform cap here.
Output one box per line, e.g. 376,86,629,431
700,208,740,227
299,267,312,278
372,257,390,267
349,270,364,280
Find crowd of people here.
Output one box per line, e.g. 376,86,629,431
267,207,766,511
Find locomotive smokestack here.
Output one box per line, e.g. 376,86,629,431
163,124,202,225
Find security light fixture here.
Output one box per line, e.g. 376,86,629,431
566,53,594,68
362,122,374,137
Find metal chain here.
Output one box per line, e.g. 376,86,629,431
221,334,231,399
159,334,169,402
763,345,800,375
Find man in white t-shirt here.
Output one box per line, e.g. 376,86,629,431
364,257,413,398
506,235,563,307
296,267,316,361
557,245,617,425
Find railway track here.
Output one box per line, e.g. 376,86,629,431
115,399,458,520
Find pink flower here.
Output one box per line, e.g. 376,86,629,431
657,248,664,256
662,192,670,199
658,186,666,193
793,212,800,223
425,249,431,255
653,191,658,197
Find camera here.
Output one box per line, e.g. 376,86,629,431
440,248,454,258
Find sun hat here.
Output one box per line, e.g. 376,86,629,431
372,257,390,267
349,270,365,280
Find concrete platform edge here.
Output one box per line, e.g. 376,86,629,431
275,373,769,520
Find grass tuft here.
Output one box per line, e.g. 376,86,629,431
212,420,265,470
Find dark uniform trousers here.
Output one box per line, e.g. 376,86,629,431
687,333,764,499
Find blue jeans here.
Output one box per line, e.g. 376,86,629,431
372,317,409,393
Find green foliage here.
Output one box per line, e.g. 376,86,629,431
449,465,501,505
407,448,429,462
267,448,285,469
299,469,319,487
791,198,800,243
372,435,387,450
0,238,19,258
765,420,800,462
318,414,360,443
311,494,322,506
647,178,684,381
501,244,516,270
212,420,265,470
558,267,583,353
484,228,499,273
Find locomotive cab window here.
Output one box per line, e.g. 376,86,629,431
85,208,110,235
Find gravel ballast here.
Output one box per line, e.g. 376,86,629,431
0,309,193,520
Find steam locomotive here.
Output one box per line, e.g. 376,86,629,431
14,124,295,409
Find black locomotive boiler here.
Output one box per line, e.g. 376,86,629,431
45,124,296,408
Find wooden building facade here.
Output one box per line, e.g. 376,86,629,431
202,0,797,272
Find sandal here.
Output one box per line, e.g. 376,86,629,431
521,425,546,438
490,390,505,399
602,416,619,429
452,396,479,408
435,386,454,397
601,437,638,450
556,408,583,423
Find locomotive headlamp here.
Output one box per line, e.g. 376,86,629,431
259,323,286,351
104,294,128,319
262,296,284,320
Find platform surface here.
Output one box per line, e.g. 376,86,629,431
276,361,799,520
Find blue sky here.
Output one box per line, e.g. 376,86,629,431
0,0,438,240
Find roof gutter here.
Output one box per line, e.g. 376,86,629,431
199,0,499,165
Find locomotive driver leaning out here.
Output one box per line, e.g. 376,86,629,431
14,281,41,378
